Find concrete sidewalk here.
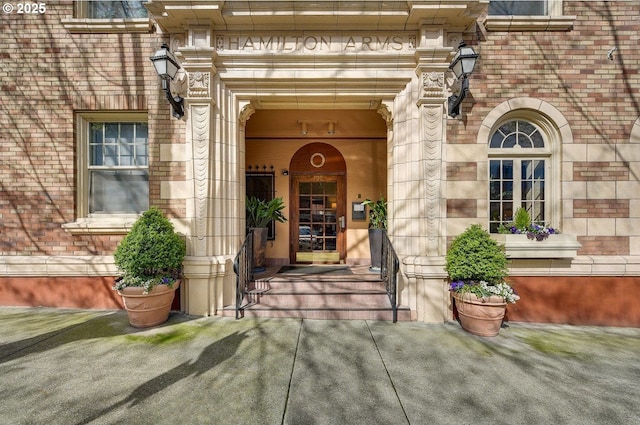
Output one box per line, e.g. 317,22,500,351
0,307,639,425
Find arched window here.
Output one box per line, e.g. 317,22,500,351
480,99,569,234
489,119,551,233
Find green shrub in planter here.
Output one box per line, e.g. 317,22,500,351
113,207,186,293
445,224,508,285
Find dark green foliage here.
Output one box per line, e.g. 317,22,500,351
362,197,387,229
445,224,508,284
246,196,287,228
513,207,531,229
113,207,186,291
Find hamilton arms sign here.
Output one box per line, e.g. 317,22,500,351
215,33,416,53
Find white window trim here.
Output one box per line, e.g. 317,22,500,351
61,1,152,34
489,156,551,232
62,18,153,34
484,0,576,32
479,99,570,230
479,98,579,258
63,112,148,235
489,120,551,229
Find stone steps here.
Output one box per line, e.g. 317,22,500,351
229,265,411,321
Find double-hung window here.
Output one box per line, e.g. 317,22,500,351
80,0,147,19
489,1,547,16
485,0,573,32
75,113,149,218
489,120,549,233
88,121,149,214
63,1,151,34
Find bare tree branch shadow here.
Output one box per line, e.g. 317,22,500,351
0,311,191,365
73,330,248,425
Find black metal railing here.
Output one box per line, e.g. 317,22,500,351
233,232,253,319
380,231,400,322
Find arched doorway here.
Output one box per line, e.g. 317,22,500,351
289,143,346,264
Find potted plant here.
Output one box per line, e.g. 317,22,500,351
246,196,287,272
494,207,581,258
362,196,387,271
113,207,186,328
498,207,559,240
445,224,519,337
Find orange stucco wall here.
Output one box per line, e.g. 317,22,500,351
246,109,387,265
506,276,640,327
0,277,181,311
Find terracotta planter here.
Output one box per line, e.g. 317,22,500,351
117,281,180,328
453,292,507,337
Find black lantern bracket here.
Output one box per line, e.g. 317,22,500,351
447,41,479,118
162,79,184,119
150,43,185,119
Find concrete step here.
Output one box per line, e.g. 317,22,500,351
250,290,391,309
254,279,387,293
239,305,412,321
226,265,412,322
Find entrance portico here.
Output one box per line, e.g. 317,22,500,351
145,1,487,321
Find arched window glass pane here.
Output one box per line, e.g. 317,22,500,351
532,131,544,148
518,135,533,148
490,133,503,148
490,120,545,150
503,134,517,148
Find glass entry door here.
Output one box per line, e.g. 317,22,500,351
291,176,345,264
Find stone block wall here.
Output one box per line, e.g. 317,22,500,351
446,0,640,256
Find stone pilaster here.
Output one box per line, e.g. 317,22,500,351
400,25,455,322
175,29,231,316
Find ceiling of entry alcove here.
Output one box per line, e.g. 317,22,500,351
245,109,386,139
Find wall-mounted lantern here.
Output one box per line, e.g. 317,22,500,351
150,43,184,118
447,41,479,118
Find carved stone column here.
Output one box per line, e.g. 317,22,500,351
403,25,453,322
417,72,447,256
414,26,451,257
175,30,227,316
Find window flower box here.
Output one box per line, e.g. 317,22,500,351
492,233,581,259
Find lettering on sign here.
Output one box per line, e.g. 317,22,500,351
215,34,416,53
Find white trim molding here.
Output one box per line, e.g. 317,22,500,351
492,234,581,259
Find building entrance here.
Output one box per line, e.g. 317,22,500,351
289,143,346,264
291,176,345,263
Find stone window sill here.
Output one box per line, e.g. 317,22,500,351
62,216,139,235
61,18,153,34
492,234,582,259
484,16,576,32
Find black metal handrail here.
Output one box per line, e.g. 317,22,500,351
380,231,400,322
233,232,253,319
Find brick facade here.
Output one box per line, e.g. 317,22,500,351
1,1,640,325
573,162,629,181
446,162,478,181
573,199,629,218
0,2,184,257
447,0,640,257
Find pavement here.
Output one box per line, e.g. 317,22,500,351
1,308,639,425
